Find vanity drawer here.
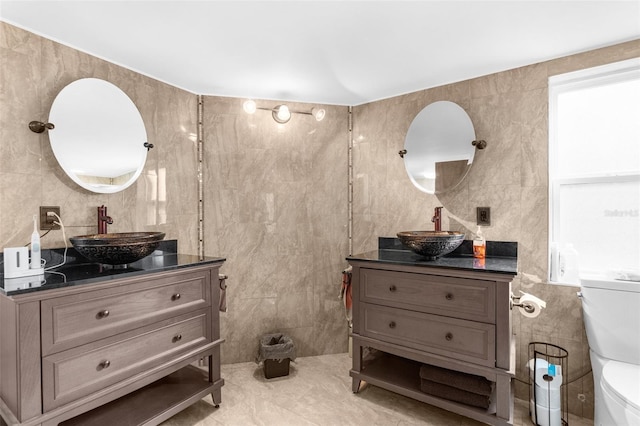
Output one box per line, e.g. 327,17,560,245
360,268,495,323
42,310,210,411
41,269,211,355
360,303,495,367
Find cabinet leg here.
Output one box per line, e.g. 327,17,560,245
352,379,362,394
211,389,222,408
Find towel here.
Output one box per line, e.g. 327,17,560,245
420,379,491,409
419,364,492,396
339,266,353,327
219,274,228,312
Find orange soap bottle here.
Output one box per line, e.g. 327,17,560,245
473,226,486,259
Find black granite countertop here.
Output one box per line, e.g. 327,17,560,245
0,240,225,297
347,237,518,275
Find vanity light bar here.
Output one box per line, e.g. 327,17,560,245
242,100,325,124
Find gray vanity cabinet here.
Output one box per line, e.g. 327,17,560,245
0,261,224,426
349,260,516,426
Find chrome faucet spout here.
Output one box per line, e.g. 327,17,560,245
432,206,443,232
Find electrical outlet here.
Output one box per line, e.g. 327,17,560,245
39,206,61,230
476,207,491,226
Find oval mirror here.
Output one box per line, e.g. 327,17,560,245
403,101,478,194
48,78,148,193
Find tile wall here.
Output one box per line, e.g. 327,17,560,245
351,39,640,418
201,96,350,363
0,22,199,253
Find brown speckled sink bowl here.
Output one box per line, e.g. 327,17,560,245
397,231,465,260
70,232,165,265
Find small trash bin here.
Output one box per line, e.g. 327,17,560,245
257,333,296,379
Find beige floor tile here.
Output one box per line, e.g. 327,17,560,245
161,353,593,426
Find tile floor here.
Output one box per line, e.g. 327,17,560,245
161,353,593,426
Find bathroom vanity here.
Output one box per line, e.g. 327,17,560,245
348,239,517,426
0,244,225,426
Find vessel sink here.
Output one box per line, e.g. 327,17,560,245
70,232,165,265
397,231,465,260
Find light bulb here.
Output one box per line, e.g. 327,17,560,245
277,105,290,121
243,100,257,114
311,107,325,121
272,105,291,123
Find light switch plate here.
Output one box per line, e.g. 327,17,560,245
477,207,491,226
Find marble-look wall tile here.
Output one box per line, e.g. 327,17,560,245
352,39,640,419
203,96,350,363
0,21,198,254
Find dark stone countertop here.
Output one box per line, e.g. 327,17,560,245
347,237,518,275
0,240,225,297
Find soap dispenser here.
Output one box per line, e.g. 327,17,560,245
473,226,486,259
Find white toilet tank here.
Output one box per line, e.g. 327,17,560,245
581,275,640,365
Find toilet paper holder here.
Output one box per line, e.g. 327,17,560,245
510,291,544,314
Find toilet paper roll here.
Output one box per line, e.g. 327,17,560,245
518,291,547,318
534,366,562,409
530,399,562,426
527,358,549,379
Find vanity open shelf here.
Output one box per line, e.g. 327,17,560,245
60,365,215,426
351,350,512,422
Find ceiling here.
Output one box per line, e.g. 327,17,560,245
1,1,639,106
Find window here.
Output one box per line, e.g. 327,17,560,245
549,58,640,284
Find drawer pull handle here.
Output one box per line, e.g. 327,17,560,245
388,321,396,329
445,332,453,341
445,293,454,301
389,285,397,292
173,334,183,343
99,360,111,369
171,293,181,301
97,310,110,319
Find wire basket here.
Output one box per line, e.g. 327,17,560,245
528,342,569,426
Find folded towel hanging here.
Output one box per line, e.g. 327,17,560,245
219,274,228,312
339,266,353,327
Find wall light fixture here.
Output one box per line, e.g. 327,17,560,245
243,100,325,124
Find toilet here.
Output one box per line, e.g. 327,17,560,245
580,275,640,425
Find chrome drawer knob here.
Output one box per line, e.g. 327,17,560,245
171,293,181,301
445,332,453,341
445,293,453,301
389,285,397,292
389,321,396,329
97,309,110,319
99,360,111,369
173,334,183,342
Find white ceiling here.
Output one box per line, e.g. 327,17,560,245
1,1,639,106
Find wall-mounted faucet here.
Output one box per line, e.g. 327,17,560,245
432,206,443,232
97,205,113,234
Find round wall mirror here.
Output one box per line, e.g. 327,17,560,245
48,78,148,193
403,101,478,194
